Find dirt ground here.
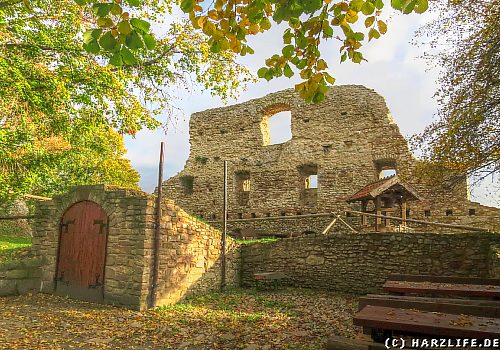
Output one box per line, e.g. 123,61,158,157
0,288,360,350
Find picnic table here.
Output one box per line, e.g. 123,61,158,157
353,274,500,343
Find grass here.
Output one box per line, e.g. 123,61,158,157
234,237,280,244
0,234,32,263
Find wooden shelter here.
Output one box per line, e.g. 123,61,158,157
347,175,420,231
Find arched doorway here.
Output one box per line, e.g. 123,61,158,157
55,201,108,302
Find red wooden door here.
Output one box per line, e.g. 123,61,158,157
56,201,108,302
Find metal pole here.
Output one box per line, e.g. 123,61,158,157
221,160,228,292
150,141,164,308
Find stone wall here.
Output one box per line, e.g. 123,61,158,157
241,232,500,294
33,184,238,310
162,86,499,236
0,256,44,296
154,200,239,305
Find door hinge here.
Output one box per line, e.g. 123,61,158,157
93,220,109,234
60,219,75,233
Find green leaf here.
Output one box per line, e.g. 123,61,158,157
143,34,156,49
283,64,294,78
97,17,114,28
340,52,347,62
260,17,271,30
125,31,144,49
312,91,325,103
249,9,264,24
83,39,100,54
109,51,124,66
99,31,117,51
414,0,428,13
126,0,141,7
368,28,380,40
210,40,221,53
94,4,112,17
74,0,88,5
282,45,294,58
350,0,364,12
110,4,123,16
83,30,94,44
375,0,384,10
117,21,133,35
391,0,402,10
403,0,417,14
323,25,333,37
130,18,150,34
121,47,137,65
296,59,307,69
353,32,364,41
180,0,194,13
302,0,322,13
361,2,375,15
352,51,363,63
257,67,268,78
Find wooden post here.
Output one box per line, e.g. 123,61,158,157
150,141,164,308
375,196,381,232
401,200,407,228
221,160,228,292
361,200,368,226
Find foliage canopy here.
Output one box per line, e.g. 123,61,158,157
0,0,253,199
413,0,499,186
77,0,430,102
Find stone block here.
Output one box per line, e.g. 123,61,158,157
0,279,18,296
16,279,40,294
6,269,29,279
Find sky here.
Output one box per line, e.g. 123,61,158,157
123,8,499,208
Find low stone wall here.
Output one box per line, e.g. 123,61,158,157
241,232,500,294
0,256,45,296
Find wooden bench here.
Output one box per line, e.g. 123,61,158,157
387,274,500,286
253,272,286,289
353,305,500,339
383,280,500,299
359,294,500,318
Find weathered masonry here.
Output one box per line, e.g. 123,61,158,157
163,86,500,236
32,185,239,309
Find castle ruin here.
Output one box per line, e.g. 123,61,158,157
163,86,499,236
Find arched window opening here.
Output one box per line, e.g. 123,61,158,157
261,108,292,146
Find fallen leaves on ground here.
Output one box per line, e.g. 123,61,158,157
0,288,360,349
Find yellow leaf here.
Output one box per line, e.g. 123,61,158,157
377,20,387,34
365,16,375,28
316,59,328,70
197,16,208,28
208,10,219,20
